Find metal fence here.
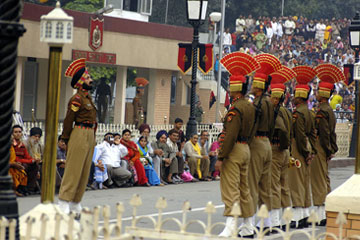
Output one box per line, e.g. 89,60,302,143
22,122,351,158
2,195,359,240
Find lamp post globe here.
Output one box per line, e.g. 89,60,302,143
40,1,73,203
185,0,208,139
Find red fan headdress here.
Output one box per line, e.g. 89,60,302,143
135,77,149,89
270,66,297,98
253,53,282,89
65,58,88,89
293,66,317,99
315,64,346,98
220,52,260,92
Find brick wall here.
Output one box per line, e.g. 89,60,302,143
326,211,360,239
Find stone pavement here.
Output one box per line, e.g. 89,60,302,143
17,165,355,239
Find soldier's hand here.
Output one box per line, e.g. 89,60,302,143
215,160,222,172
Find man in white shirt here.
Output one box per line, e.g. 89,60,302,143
266,23,273,45
284,17,295,36
93,133,132,188
236,15,246,34
223,28,232,52
315,20,326,43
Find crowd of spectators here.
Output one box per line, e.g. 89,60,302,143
212,15,356,120
9,118,221,197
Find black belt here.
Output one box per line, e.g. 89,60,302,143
237,136,249,143
255,131,269,137
75,122,94,128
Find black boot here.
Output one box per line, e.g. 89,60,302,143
319,219,327,226
290,221,297,229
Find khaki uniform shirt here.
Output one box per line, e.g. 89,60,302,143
273,106,292,150
218,98,255,160
62,90,97,140
252,95,275,139
316,102,338,157
292,103,317,158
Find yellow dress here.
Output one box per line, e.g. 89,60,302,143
9,145,27,188
324,25,332,42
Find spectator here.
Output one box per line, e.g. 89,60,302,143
152,130,177,184
12,125,39,195
24,127,43,194
91,133,112,189
120,129,150,187
184,133,211,181
330,90,343,109
284,16,295,38
223,28,232,52
315,19,326,43
199,130,213,179
9,144,27,197
167,129,184,184
137,136,163,186
56,136,66,188
236,15,245,34
194,101,204,124
209,133,221,180
173,118,186,174
306,19,316,40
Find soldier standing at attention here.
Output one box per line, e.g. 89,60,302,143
132,77,149,128
216,52,260,238
58,58,97,216
289,66,317,229
311,64,344,225
268,66,296,230
249,53,281,229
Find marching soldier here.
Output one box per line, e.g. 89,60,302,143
248,53,281,229
311,64,344,225
268,66,296,230
289,66,317,228
216,52,260,238
133,77,149,127
58,58,97,216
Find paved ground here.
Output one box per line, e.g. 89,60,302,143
18,165,355,239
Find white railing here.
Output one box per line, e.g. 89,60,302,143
2,195,359,240
22,122,352,158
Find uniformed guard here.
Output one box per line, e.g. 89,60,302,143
289,66,317,228
216,52,260,238
58,58,97,215
269,66,297,230
133,77,149,127
311,64,344,225
249,53,282,229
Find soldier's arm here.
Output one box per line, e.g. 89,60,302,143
218,111,241,160
276,111,290,148
317,110,332,157
309,112,317,155
61,95,81,140
293,112,310,158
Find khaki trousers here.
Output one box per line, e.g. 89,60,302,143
220,143,254,218
59,127,95,203
188,156,210,179
288,138,311,208
249,137,272,210
271,146,291,209
311,139,328,206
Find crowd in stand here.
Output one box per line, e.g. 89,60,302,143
9,118,221,197
213,15,356,121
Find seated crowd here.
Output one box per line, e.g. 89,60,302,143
9,118,221,197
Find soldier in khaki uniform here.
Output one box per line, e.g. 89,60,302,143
268,66,296,230
311,64,344,225
249,54,281,229
289,66,317,228
58,58,97,215
216,52,260,238
132,78,149,127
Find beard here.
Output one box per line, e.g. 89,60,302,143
82,83,93,90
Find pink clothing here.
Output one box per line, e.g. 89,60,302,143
210,141,220,152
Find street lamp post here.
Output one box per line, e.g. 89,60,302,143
0,0,26,238
40,1,73,203
348,12,360,173
185,0,208,139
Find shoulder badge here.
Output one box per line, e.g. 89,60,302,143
227,111,236,122
71,104,79,112
75,94,81,100
292,113,298,123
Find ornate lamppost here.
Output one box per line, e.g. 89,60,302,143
185,0,208,139
348,12,360,164
40,1,73,203
0,0,26,238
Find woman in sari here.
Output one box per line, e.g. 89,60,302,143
120,129,150,187
137,136,162,186
9,145,28,196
